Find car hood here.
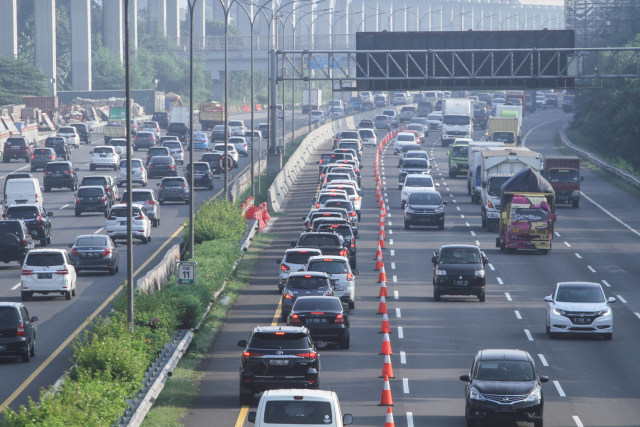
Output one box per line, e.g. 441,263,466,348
407,203,441,210
473,380,537,395
553,302,607,312
437,263,480,275
401,168,429,174
402,186,435,195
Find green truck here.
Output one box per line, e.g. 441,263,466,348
447,138,471,178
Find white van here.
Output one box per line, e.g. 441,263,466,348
248,389,353,427
3,178,43,207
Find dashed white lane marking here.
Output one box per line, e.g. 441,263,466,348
575,253,582,259
389,221,392,226
392,275,397,283
488,263,495,271
452,199,457,204
475,240,480,246
554,381,566,397
524,329,534,341
514,310,522,319
469,230,476,237
446,188,450,192
587,265,596,273
388,229,393,235
456,206,461,211
602,280,611,288
384,186,387,191
573,415,584,427
538,354,549,367
390,249,395,256
400,351,407,364
385,198,389,203
554,231,561,237
395,308,401,318
505,292,512,301
407,412,414,427
384,192,388,197
403,378,409,394
11,282,21,290
389,239,394,245
391,262,396,270
635,312,640,320
564,241,571,247
460,214,465,219
450,193,454,198
581,191,640,238
394,290,399,300
465,222,470,227
398,326,404,339
616,294,627,304
94,227,104,234
59,203,69,210
388,213,391,218
497,277,503,285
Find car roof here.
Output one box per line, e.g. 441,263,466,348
556,281,602,289
477,349,532,362
26,248,67,254
287,271,330,278
261,389,337,399
111,203,145,209
252,325,309,334
439,244,480,251
307,255,349,263
77,185,106,191
285,247,323,254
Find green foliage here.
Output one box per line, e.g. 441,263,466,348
184,199,246,244
0,57,48,105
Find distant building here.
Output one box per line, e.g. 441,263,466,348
566,0,640,47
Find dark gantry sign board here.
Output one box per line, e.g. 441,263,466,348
355,30,575,90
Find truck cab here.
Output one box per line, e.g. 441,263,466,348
441,98,472,147
447,138,470,178
543,156,582,208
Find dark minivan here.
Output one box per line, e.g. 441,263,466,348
431,244,488,302
0,302,38,362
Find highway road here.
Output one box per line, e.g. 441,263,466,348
0,108,315,414
184,106,640,427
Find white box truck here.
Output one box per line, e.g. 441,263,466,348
441,98,472,147
479,147,542,231
302,89,322,114
467,142,506,203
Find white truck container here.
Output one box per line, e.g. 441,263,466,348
467,142,506,203
169,106,190,125
479,148,542,231
302,89,322,114
441,98,472,147
248,389,353,427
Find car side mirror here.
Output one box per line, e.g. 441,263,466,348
89,150,92,154
247,411,256,423
482,256,488,265
315,340,327,349
443,201,448,205
544,295,553,303
539,376,550,383
75,167,80,172
30,316,39,322
156,183,160,186
47,211,54,217
459,374,470,382
431,255,438,264
237,339,247,348
343,414,353,425
608,297,616,304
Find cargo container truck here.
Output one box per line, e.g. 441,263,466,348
441,98,472,147
543,156,582,208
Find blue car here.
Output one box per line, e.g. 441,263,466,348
192,131,209,150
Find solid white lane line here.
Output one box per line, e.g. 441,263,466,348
403,378,409,394
524,329,534,341
94,227,104,234
392,275,398,283
515,310,522,320
394,290,399,300
407,412,414,427
398,326,404,339
554,231,561,237
400,351,407,364
497,277,503,285
575,253,582,259
488,263,495,271
395,308,401,318
538,354,549,367
391,262,396,270
389,239,394,245
581,192,640,237
475,240,480,246
456,206,461,211
554,381,566,397
602,280,611,288
616,294,627,304
59,204,69,210
564,241,571,247
11,283,21,290
587,265,596,273
573,415,584,427
390,249,395,256
505,292,512,301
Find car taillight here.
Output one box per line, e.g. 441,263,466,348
102,248,112,256
346,272,353,281
21,269,34,275
107,215,116,220
70,248,79,256
37,213,42,227
177,150,183,153
135,215,144,220
101,196,107,202
16,323,25,337
295,352,317,359
242,351,263,358
50,155,55,159
334,314,344,324
350,242,355,248
44,171,52,175
22,239,28,246
169,165,175,169
56,269,69,275
146,200,156,205
31,155,35,158
315,203,320,208
349,211,357,216
284,293,292,300
183,183,188,188
280,264,290,271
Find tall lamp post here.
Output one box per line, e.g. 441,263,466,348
124,0,134,331
187,0,197,259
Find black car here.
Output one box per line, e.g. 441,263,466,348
303,208,349,230
237,325,321,404
80,175,118,205
292,232,348,259
185,162,214,189
166,122,189,142
3,204,53,246
288,296,349,349
200,152,224,174
43,161,78,191
30,148,57,171
404,190,446,230
280,272,333,321
0,220,35,263
69,122,90,143
257,123,269,140
44,137,71,160
157,177,190,204
3,137,31,163
151,112,170,129
317,223,356,268
460,349,548,427
146,146,171,166
147,155,177,178
69,234,119,275
75,186,110,217
398,156,429,185
133,131,156,150
431,244,488,302
0,302,38,362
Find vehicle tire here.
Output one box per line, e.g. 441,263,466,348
104,210,109,218
478,293,486,302
466,417,475,427
152,219,158,227
147,235,151,242
534,420,543,427
448,170,455,178
3,157,8,163
30,338,35,357
21,291,31,301
22,345,30,362
25,157,30,163
159,200,164,205
109,267,116,275
90,164,95,171
281,311,288,322
539,249,549,255
438,221,445,230
40,237,47,247
65,291,71,300
47,235,51,244
404,221,410,230
339,331,351,349
433,289,441,302
572,199,580,208
481,213,487,229
75,210,81,217
44,186,50,192
30,166,36,172
185,199,190,205
239,383,253,406
71,286,76,297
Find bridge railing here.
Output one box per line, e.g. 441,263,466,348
176,34,356,52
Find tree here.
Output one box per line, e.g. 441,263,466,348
0,57,48,105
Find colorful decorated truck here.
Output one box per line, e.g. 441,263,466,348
496,167,556,254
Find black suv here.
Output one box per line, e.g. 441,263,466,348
80,175,118,205
30,148,57,171
460,349,548,427
3,204,53,246
166,122,189,142
398,158,430,188
200,152,224,174
317,222,357,268
75,186,110,217
69,123,90,143
404,190,446,230
0,302,38,362
237,326,321,404
151,112,170,129
44,137,71,160
43,161,78,191
0,220,35,263
3,137,31,163
432,244,488,302
185,162,214,189
292,232,348,258
280,271,333,321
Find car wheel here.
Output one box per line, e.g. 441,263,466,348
44,186,50,192
30,338,35,357
478,293,485,302
572,199,580,208
90,164,95,171
147,235,151,242
603,333,613,340
466,416,475,427
152,219,158,227
22,345,30,362
159,200,164,205
438,221,445,230
30,167,36,172
404,221,410,230
40,237,47,247
75,210,81,217
433,289,441,302
109,267,116,275
3,157,8,163
65,291,71,300
21,291,31,301
281,311,288,322
25,157,30,163
448,170,455,178
339,330,351,349
481,213,487,229
47,235,51,244
72,286,76,297
239,383,253,406
534,420,543,427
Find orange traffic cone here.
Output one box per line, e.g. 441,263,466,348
381,203,387,215
379,312,391,333
377,265,387,283
380,354,395,378
379,225,386,240
379,280,388,297
378,198,384,208
379,376,394,406
375,253,384,271
384,406,396,425
373,242,382,260
380,332,392,355
377,295,388,314
379,234,386,249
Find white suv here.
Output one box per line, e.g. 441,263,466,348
56,126,80,148
116,158,147,187
162,140,185,165
90,146,120,171
106,203,151,243
305,255,357,309
21,249,77,301
228,120,246,136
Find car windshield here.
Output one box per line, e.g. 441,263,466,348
403,160,428,168
443,116,470,125
307,261,348,274
511,208,548,222
548,169,579,183
162,178,185,187
285,252,318,265
405,177,433,187
75,236,108,247
82,177,107,186
26,252,64,266
78,188,104,197
439,248,481,264
408,193,441,205
263,400,333,425
556,285,605,303
452,146,468,157
248,333,309,349
287,276,328,290
6,207,37,218
475,360,535,382
293,298,342,312
488,176,510,196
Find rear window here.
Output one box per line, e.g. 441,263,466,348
58,127,75,133
6,139,27,147
284,252,319,265
163,142,181,149
338,142,358,151
287,276,329,289
25,252,64,266
162,178,185,187
0,221,22,235
327,186,355,196
403,160,429,168
318,224,351,238
229,121,243,127
293,297,343,312
33,148,52,155
45,163,71,171
45,138,64,146
299,235,341,247
263,400,333,425
150,156,173,163
248,332,310,349
307,260,348,274
81,177,107,186
75,236,108,247
405,176,433,187
359,129,374,138
110,207,142,217
149,148,169,155
340,132,359,139
121,191,153,202
6,206,38,218
93,147,113,154
408,192,442,205
319,194,346,204
201,154,222,162
397,134,415,141
121,159,143,168
324,200,353,211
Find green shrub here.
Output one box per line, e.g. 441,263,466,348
184,199,245,244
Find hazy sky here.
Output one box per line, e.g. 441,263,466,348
518,0,564,5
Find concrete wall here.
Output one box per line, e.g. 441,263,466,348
0,0,17,58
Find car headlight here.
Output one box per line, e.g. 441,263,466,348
525,386,541,402
435,269,447,276
469,387,486,401
435,206,444,214
572,190,580,197
474,270,485,278
405,205,415,213
552,307,566,316
598,308,611,317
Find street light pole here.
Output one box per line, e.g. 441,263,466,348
124,0,134,332
187,0,197,259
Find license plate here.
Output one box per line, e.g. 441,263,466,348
307,318,327,324
454,280,468,286
269,359,289,366
574,317,588,324
496,405,516,413
38,273,52,279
